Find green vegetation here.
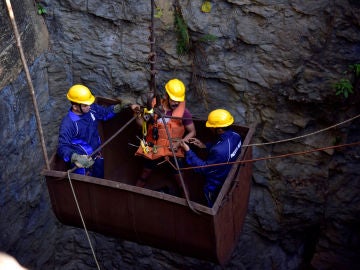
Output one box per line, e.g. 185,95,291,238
37,3,47,15
334,63,359,98
172,1,218,108
350,63,360,77
173,3,217,55
198,34,217,43
335,78,353,98
174,5,190,55
154,7,163,19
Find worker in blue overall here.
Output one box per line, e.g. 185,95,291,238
57,84,128,178
179,109,242,207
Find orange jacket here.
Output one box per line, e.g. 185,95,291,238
135,99,186,160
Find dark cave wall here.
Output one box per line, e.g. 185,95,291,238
0,0,359,269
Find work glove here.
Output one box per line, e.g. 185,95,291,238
71,153,94,168
113,103,125,113
113,99,133,113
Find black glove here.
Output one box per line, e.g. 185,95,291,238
71,153,94,168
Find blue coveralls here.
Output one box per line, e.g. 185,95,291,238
57,103,116,178
184,129,242,207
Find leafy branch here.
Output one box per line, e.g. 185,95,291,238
334,63,359,98
174,4,190,55
37,3,47,15
173,1,217,108
334,79,353,98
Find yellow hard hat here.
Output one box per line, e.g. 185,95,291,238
66,84,95,105
206,109,234,128
165,78,185,102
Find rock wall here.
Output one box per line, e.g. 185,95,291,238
0,0,359,269
0,0,48,89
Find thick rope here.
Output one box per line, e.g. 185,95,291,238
149,0,157,96
63,115,136,268
242,113,360,147
157,110,200,214
5,0,50,169
67,171,101,270
163,113,360,148
66,115,137,174
90,114,137,158
180,141,360,171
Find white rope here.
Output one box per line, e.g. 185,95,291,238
242,113,360,147
67,170,101,270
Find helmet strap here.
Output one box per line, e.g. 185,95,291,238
71,102,84,114
79,104,84,114
215,128,225,135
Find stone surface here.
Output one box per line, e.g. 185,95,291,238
0,0,359,269
0,0,48,89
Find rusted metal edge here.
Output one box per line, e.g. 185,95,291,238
41,168,213,215
211,125,254,212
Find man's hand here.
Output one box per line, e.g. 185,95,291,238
113,103,125,113
188,138,206,148
179,140,190,152
113,99,134,113
130,104,141,112
71,153,94,168
170,141,180,152
113,103,122,113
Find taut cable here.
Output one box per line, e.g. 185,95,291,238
180,141,360,171
5,0,50,169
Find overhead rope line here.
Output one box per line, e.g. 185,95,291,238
179,141,360,171
162,113,360,148
136,111,360,173
242,113,360,147
5,0,50,170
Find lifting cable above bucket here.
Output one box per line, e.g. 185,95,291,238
5,0,50,170
149,0,161,108
147,0,199,214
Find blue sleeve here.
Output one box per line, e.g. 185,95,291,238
57,116,77,162
91,103,116,121
185,147,223,177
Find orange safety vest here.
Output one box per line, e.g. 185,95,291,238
135,99,186,160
